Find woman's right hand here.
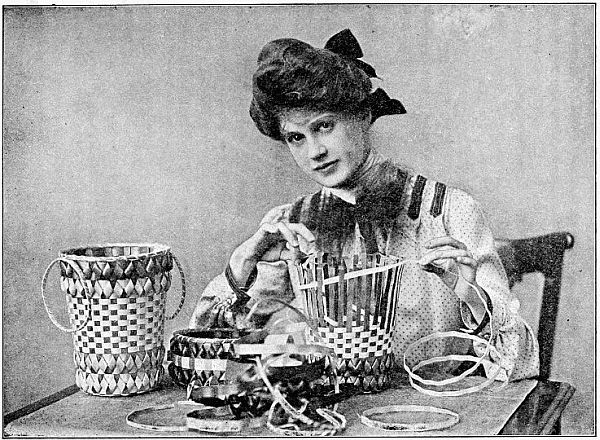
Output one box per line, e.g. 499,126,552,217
228,218,316,288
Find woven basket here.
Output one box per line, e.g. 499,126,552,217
290,253,402,393
167,328,250,388
42,243,186,396
168,328,272,417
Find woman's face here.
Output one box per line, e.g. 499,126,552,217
279,110,370,188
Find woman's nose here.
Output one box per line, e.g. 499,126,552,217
307,137,327,160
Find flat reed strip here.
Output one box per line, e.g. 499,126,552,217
384,265,399,331
305,261,317,328
345,256,356,333
390,264,403,329
330,255,339,323
372,256,383,326
379,259,391,330
353,254,362,327
325,255,336,324
363,254,373,331
295,265,309,317
337,259,346,327
315,261,325,327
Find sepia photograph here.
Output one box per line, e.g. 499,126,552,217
2,3,595,436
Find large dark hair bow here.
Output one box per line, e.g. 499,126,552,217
325,29,406,122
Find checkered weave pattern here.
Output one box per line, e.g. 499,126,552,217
167,329,244,387
51,243,184,396
313,321,392,360
66,291,166,354
306,322,395,392
293,253,402,393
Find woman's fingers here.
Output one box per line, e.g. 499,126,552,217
286,223,316,246
419,248,472,266
255,221,315,262
259,221,314,248
455,255,478,269
212,300,235,328
424,236,467,250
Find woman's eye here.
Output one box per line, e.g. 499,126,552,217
286,133,304,144
317,121,334,132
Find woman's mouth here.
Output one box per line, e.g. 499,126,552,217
314,160,338,173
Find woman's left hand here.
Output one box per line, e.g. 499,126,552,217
419,236,489,324
419,236,478,287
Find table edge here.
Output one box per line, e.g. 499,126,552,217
3,384,80,427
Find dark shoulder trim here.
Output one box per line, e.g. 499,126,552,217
430,182,447,218
407,175,427,220
288,196,305,223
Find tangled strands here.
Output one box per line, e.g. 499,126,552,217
255,355,346,436
168,296,344,435
243,298,345,435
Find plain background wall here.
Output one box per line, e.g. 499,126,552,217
2,5,594,433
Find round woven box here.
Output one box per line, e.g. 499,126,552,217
42,243,185,396
168,328,272,417
291,253,402,393
167,328,249,387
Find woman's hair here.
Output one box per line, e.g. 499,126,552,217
250,31,397,142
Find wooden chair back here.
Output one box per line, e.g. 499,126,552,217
495,232,575,380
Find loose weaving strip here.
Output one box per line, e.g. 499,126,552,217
402,263,504,397
297,259,402,289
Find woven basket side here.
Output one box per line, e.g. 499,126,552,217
73,346,165,374
309,325,392,360
75,367,164,396
61,273,172,299
68,291,167,354
169,336,236,359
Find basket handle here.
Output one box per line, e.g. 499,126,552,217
41,258,92,333
166,254,186,320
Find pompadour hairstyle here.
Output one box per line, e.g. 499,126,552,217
249,38,373,141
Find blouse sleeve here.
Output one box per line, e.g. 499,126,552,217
443,188,539,381
188,204,295,330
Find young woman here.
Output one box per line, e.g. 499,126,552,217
190,29,539,382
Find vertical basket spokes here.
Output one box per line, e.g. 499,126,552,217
294,253,403,333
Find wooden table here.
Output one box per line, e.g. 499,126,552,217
3,375,574,437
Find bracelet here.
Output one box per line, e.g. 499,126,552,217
359,405,459,432
225,264,257,305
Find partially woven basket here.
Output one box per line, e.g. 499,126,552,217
42,243,186,396
290,253,402,393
